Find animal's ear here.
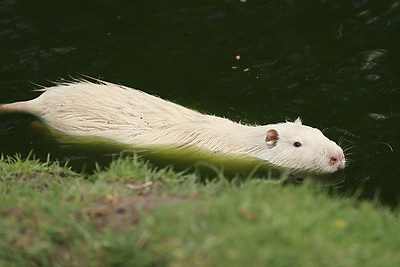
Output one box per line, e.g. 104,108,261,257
265,129,278,148
294,117,302,124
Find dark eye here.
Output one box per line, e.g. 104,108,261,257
293,142,302,148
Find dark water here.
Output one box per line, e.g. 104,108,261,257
1,1,400,206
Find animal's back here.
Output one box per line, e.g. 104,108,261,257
10,81,240,147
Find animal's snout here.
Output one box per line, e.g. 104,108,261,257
329,153,345,167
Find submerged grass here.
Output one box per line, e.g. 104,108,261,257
0,154,399,266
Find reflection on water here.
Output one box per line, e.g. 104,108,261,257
287,170,346,186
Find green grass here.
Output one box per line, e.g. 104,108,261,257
0,155,399,267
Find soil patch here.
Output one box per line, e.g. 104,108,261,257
86,193,194,231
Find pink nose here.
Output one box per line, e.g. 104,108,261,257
330,153,345,166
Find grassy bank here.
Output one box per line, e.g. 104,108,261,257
0,155,399,266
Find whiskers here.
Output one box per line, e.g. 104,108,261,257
339,138,355,166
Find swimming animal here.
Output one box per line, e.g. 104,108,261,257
0,80,346,173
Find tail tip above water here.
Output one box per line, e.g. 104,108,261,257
0,102,28,113
0,104,7,112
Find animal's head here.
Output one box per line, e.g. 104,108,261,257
262,118,345,173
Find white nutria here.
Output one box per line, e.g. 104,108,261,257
0,79,346,173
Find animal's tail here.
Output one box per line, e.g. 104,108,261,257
0,101,29,113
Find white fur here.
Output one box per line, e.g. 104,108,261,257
1,80,346,173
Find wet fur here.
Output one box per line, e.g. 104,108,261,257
0,80,346,173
